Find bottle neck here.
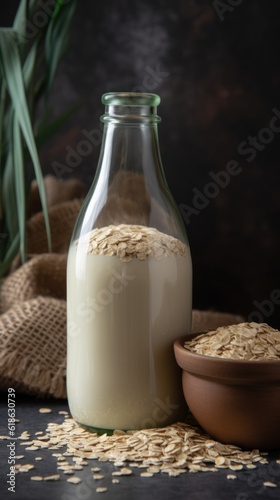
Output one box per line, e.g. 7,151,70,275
83,93,187,240
98,92,163,182
99,120,164,181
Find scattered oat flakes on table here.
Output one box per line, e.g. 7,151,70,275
67,476,82,484
44,474,60,481
96,487,108,493
141,472,154,477
93,474,105,480
12,408,279,494
263,481,277,488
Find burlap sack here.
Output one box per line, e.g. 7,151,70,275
0,176,243,398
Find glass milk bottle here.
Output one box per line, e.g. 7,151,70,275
67,92,192,432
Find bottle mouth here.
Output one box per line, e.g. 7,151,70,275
102,92,161,107
101,92,161,123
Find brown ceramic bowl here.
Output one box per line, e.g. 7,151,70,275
174,333,280,450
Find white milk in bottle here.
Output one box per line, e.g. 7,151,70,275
67,93,192,432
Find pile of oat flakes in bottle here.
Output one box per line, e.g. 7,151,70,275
78,224,187,261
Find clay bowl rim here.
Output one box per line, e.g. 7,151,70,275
174,332,280,384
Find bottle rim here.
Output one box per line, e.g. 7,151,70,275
101,92,161,107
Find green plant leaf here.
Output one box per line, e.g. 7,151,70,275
0,82,6,187
28,0,40,12
35,100,82,149
45,0,76,93
0,1,76,276
2,150,18,242
22,37,38,88
13,0,28,41
0,28,51,254
1,106,18,246
12,114,26,263
52,0,65,19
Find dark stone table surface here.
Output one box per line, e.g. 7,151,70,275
0,394,279,500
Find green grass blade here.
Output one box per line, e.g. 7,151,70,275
2,107,18,245
28,0,40,15
1,1,76,276
0,28,51,252
0,92,10,264
2,149,18,241
12,114,26,263
13,0,28,39
35,101,82,148
22,37,38,88
0,82,6,191
45,0,76,93
52,0,65,19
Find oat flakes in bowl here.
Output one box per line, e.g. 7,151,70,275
174,323,280,450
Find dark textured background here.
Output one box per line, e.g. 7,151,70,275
2,0,280,327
